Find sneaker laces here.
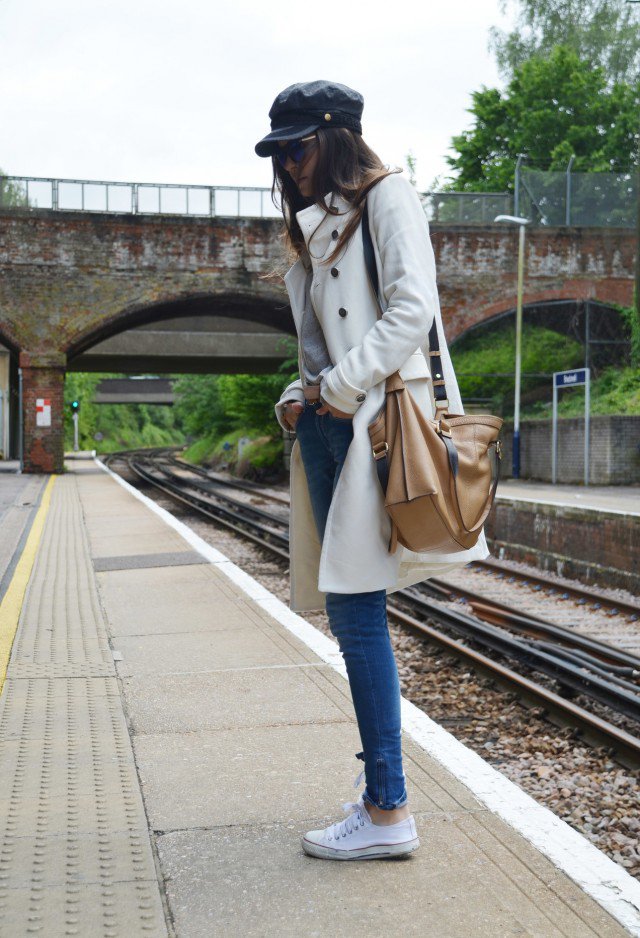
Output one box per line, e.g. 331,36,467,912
327,799,369,841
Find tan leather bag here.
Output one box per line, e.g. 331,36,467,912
362,198,503,555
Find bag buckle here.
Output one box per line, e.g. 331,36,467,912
372,441,389,461
435,399,449,412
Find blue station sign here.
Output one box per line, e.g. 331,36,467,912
554,368,588,388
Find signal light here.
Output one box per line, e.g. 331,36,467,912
70,400,80,413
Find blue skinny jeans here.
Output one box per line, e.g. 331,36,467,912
294,399,408,811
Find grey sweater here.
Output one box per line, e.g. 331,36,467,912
299,267,332,385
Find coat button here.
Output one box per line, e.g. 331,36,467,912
331,229,339,240
356,393,366,402
338,307,348,318
330,267,339,277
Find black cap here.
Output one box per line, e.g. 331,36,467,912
255,80,364,157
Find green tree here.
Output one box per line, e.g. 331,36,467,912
0,168,28,208
216,373,295,433
451,322,585,412
489,0,640,87
173,374,233,439
64,373,101,450
444,46,638,192
64,372,186,452
405,151,417,187
174,336,300,440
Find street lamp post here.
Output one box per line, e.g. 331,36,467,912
494,214,530,479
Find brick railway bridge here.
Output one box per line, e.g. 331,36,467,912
0,198,635,472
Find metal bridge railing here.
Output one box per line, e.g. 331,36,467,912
6,172,631,226
0,175,283,218
0,174,516,224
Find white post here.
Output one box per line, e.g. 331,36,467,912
552,375,558,485
493,214,530,479
513,223,525,478
18,367,23,473
73,412,79,452
584,367,590,486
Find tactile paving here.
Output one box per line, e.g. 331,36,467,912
0,476,168,937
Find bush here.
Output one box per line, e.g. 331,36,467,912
451,323,584,410
239,437,285,481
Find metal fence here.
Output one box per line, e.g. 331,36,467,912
516,162,636,227
0,175,283,218
1,170,636,227
421,191,513,224
0,174,515,224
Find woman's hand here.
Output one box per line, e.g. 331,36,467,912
316,399,353,419
282,401,304,430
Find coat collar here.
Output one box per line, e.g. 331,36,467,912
295,191,353,248
283,191,354,331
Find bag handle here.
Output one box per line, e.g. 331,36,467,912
362,199,449,411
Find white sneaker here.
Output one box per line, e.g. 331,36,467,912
302,795,420,860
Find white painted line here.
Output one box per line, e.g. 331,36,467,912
95,456,640,936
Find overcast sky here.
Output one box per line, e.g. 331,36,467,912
0,0,516,194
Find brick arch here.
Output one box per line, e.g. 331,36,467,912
0,325,21,357
65,289,294,364
446,285,630,346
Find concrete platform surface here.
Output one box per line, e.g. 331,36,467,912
496,479,640,515
0,462,638,937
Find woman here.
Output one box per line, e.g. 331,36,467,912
255,80,490,861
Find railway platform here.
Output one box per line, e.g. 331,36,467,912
487,479,639,595
0,459,639,937
495,479,640,515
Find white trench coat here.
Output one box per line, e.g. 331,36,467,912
275,172,490,612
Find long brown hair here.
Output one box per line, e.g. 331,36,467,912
270,128,401,266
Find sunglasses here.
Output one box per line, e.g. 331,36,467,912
275,134,317,168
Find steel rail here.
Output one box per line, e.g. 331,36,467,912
104,451,640,765
415,582,640,672
161,457,640,625
475,558,640,622
167,456,291,504
159,457,640,678
141,459,289,530
401,588,640,723
126,458,290,561
104,457,640,766
387,605,640,769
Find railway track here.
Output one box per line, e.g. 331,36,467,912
104,449,640,769
165,452,640,627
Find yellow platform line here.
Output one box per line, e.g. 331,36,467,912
0,476,57,693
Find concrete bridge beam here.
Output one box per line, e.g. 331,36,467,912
73,329,290,375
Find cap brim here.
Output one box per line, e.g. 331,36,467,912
254,121,320,157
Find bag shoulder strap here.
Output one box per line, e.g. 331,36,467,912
361,198,448,411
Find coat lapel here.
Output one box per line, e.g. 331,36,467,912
283,258,308,335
